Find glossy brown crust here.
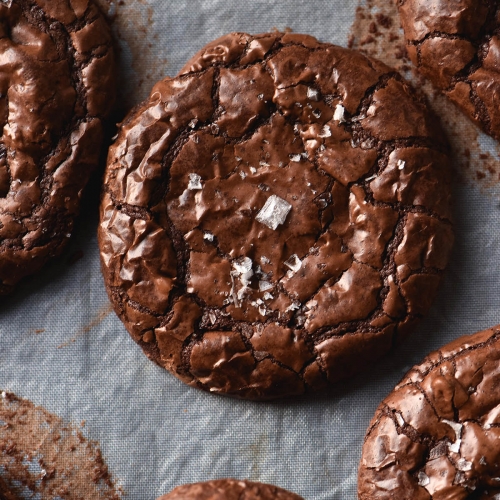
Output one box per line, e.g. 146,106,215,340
0,0,115,293
156,479,304,500
99,32,453,400
358,326,500,499
397,0,500,141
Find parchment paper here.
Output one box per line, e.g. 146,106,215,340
2,1,500,499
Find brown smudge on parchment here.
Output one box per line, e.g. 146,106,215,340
101,0,169,108
57,303,114,349
349,0,500,194
0,391,122,499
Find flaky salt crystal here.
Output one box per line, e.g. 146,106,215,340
256,195,292,230
249,166,257,174
261,256,270,265
289,154,302,162
263,292,273,300
334,104,346,123
318,125,331,138
397,160,406,170
417,472,430,487
233,257,252,274
259,281,273,292
457,458,472,472
395,412,405,428
284,254,302,273
307,87,319,101
187,173,203,190
203,232,214,242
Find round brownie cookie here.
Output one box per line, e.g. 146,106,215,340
99,32,453,400
397,0,500,141
358,325,500,499
0,0,115,293
156,479,304,500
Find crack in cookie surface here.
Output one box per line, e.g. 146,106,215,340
99,32,453,399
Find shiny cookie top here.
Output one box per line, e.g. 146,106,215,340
99,32,453,399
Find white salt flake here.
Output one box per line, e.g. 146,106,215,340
284,254,302,273
256,195,292,230
249,166,257,174
365,174,377,182
188,118,198,128
286,302,300,312
307,87,319,101
209,312,217,325
257,93,264,100
443,419,463,442
289,154,302,162
1,391,6,399
395,412,405,428
237,286,250,300
480,456,487,466
256,299,264,305
312,109,322,119
318,125,331,138
0,0,12,7
259,161,270,167
263,292,273,300
259,281,273,292
417,471,430,487
239,171,247,179
233,257,252,274
203,232,214,242
457,458,472,472
397,159,406,170
448,438,461,454
261,256,270,265
187,173,203,190
334,104,346,123
259,306,267,316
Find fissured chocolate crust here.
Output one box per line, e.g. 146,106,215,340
157,479,304,500
0,0,115,294
397,0,500,141
358,326,500,499
99,32,453,400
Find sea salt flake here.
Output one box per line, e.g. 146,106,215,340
239,171,247,179
417,472,430,487
203,232,214,242
289,154,302,162
312,109,322,118
263,292,273,300
256,195,292,230
261,256,270,265
318,125,331,138
259,306,267,316
0,0,13,7
286,302,300,312
209,312,217,325
307,87,319,101
443,419,463,442
237,286,251,300
257,93,264,100
448,438,461,454
480,456,487,466
259,161,270,167
188,118,198,128
395,412,405,427
284,254,302,273
249,166,257,174
457,458,472,472
233,257,253,274
334,104,346,123
397,159,406,170
259,281,273,292
365,174,377,182
187,173,203,190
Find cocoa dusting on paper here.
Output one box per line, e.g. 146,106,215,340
0,391,122,499
108,0,168,105
349,0,500,192
57,303,114,349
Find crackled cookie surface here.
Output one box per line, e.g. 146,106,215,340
0,0,115,293
99,32,453,399
157,479,304,500
358,326,500,499
398,0,500,141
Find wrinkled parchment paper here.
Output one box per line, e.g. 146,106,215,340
2,1,500,498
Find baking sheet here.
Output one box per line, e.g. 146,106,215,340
2,1,500,498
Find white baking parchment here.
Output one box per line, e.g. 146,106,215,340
2,1,500,499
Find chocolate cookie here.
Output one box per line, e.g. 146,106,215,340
358,325,500,499
0,0,115,293
397,0,500,141
99,32,453,400
156,479,304,500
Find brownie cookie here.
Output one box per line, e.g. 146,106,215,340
156,479,304,500
0,0,115,293
99,32,453,400
358,325,500,499
397,0,500,141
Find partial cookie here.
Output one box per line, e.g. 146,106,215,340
157,479,303,500
99,32,453,400
358,325,500,499
0,0,115,293
397,0,500,141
